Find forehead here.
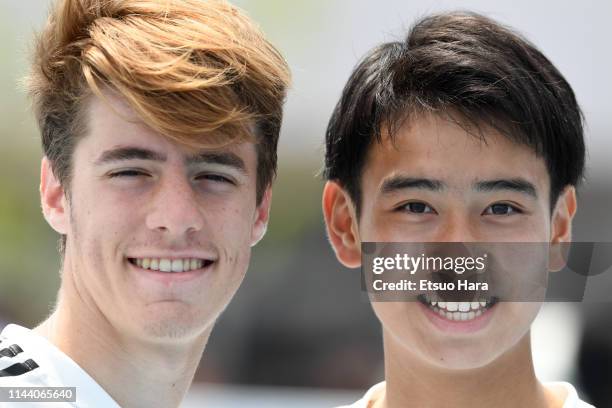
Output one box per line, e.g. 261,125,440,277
80,92,256,162
363,113,550,192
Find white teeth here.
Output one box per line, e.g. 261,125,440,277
131,257,209,273
159,259,172,272
424,296,494,321
429,298,491,311
171,259,182,272
458,302,470,312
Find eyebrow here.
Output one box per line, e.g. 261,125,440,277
474,178,538,199
95,147,166,165
379,175,538,199
185,152,246,174
94,147,247,174
380,177,445,195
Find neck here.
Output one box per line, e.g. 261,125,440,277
377,330,560,408
33,270,211,408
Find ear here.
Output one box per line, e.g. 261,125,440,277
322,181,361,268
549,186,577,272
250,186,272,247
40,157,70,235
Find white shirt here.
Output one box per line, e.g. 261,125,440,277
337,381,596,408
0,324,120,408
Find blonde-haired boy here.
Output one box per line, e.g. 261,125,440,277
0,1,289,406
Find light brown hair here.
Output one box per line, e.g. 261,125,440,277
27,0,290,202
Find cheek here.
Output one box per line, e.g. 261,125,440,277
360,211,397,242
208,202,255,251
68,184,136,258
72,174,131,219
69,206,118,267
468,302,541,365
361,218,428,243
66,206,119,302
501,302,541,336
372,302,424,345
495,217,550,241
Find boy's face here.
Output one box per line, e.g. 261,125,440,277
323,112,576,369
41,93,270,341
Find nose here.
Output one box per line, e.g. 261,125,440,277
435,213,478,243
145,174,204,237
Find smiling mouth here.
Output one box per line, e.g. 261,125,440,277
417,294,499,321
127,257,214,273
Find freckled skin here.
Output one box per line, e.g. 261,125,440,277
37,90,274,408
52,93,269,342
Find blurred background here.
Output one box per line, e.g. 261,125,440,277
1,0,610,406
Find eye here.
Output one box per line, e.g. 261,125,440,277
398,201,436,214
483,203,522,216
195,173,235,184
108,169,149,178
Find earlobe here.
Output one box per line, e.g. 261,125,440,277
322,181,362,268
549,186,577,271
250,187,272,247
40,157,69,235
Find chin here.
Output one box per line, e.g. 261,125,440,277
418,330,523,371
141,321,203,340
136,304,214,342
423,344,502,371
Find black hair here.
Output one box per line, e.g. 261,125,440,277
324,11,585,216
